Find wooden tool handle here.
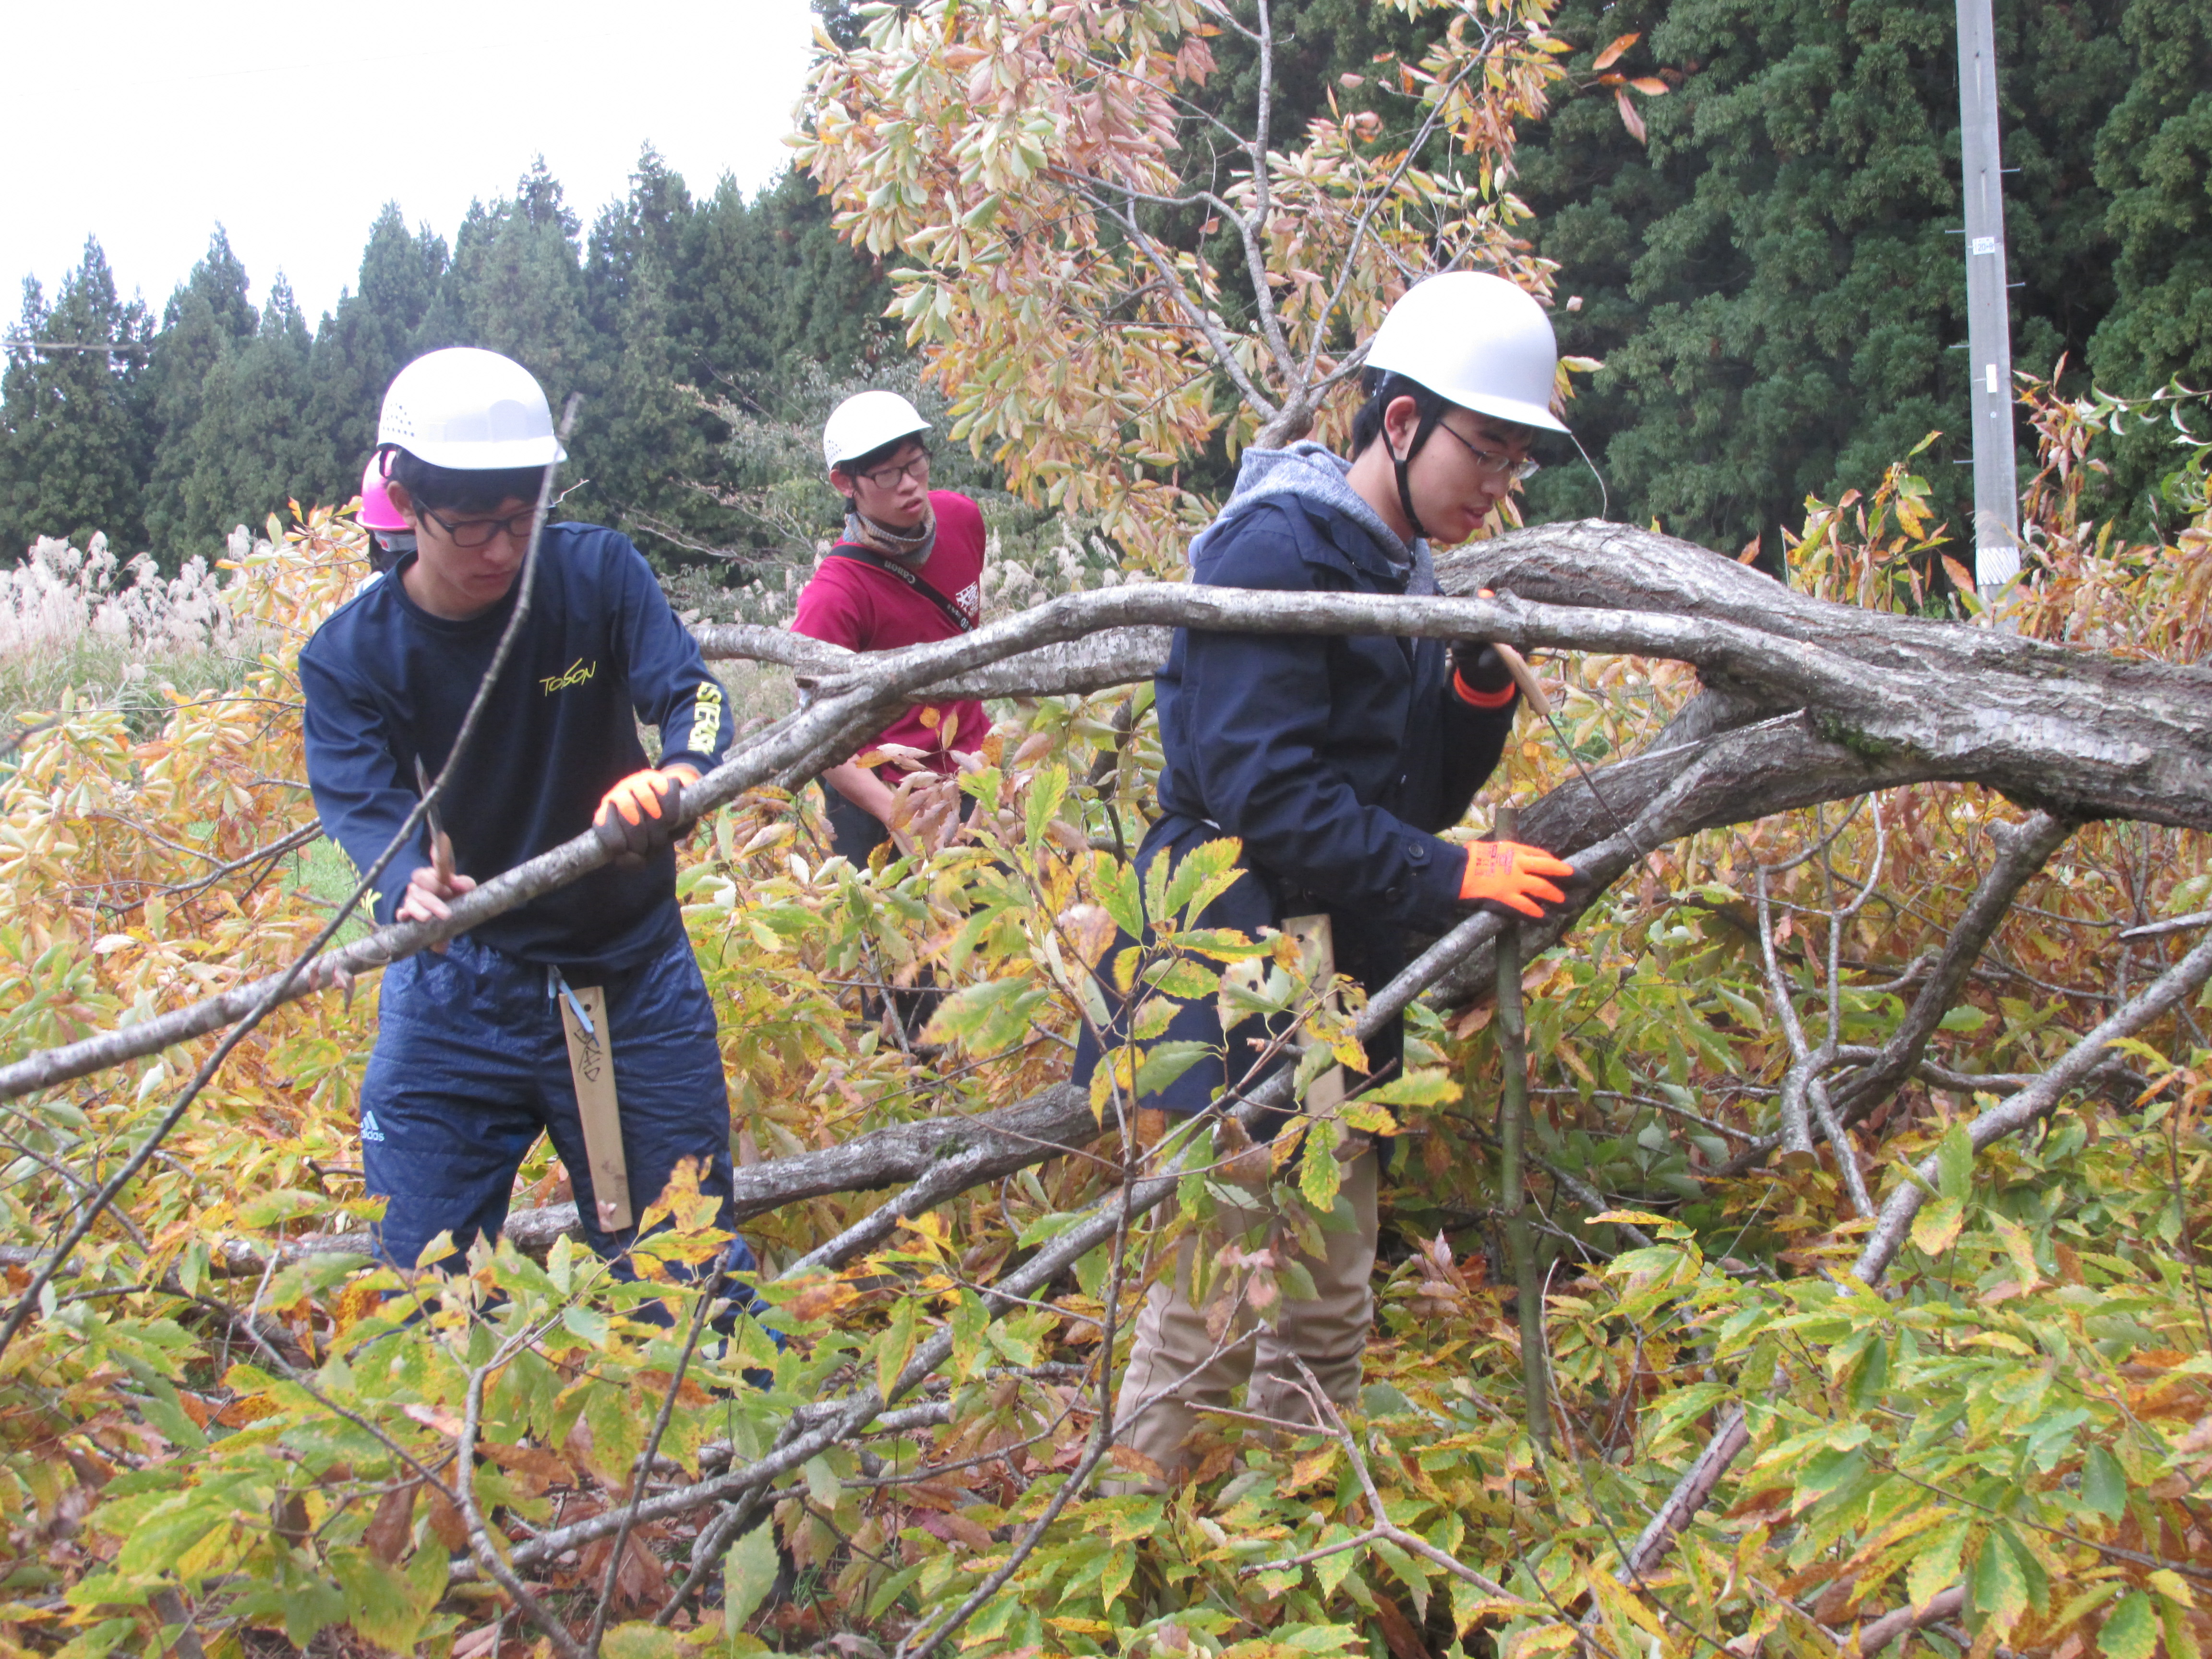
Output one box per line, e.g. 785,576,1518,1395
1490,643,1552,721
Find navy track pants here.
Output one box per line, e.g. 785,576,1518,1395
360,931,737,1272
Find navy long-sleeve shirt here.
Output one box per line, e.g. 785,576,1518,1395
299,523,736,975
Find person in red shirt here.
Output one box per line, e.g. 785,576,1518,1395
793,391,991,864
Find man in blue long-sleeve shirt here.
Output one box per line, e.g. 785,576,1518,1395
301,348,742,1273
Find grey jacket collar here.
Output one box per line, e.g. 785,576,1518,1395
1187,441,1439,595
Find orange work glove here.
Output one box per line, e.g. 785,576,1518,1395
593,764,699,864
1459,840,1575,919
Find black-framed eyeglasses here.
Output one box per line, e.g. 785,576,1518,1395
856,453,931,492
1436,421,1540,484
423,506,538,549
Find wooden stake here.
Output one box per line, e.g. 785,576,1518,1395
558,984,631,1232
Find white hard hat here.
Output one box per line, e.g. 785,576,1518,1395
1365,271,1569,434
823,390,931,471
378,348,568,469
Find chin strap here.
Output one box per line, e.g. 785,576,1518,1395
1391,442,1429,545
1382,378,1447,546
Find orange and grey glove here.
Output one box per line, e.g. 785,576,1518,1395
1450,640,1519,709
1459,840,1575,919
1451,587,1520,709
593,764,699,865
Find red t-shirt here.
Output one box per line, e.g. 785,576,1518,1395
791,490,991,775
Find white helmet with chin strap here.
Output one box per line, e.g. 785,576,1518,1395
1363,270,1570,434
823,390,931,472
1360,270,1567,541
378,348,567,470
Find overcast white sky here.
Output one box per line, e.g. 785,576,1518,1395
5,0,819,329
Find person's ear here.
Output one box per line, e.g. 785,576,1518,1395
828,467,854,499
386,480,421,529
1384,394,1423,457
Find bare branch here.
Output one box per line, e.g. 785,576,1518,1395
1851,925,2212,1285
1832,811,2078,1127
1856,1587,1967,1654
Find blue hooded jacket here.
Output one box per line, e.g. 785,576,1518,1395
1080,443,1518,1116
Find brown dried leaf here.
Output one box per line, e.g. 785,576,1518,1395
364,1480,419,1565
1616,88,1648,142
425,1485,469,1551
1109,1444,1168,1483
1371,1588,1433,1659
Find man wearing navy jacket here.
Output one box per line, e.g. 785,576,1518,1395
301,347,741,1273
1079,273,1581,1478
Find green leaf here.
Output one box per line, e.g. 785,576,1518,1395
1938,1004,1989,1034
1937,1124,1975,1202
1911,1195,1966,1256
586,1382,645,1485
1970,1528,2028,1631
1300,1117,1344,1214
876,1294,918,1402
1143,844,1175,933
1098,859,1143,941
1100,1546,1136,1607
1172,927,1269,961
237,1188,327,1228
867,1562,925,1621
1370,1536,1431,1622
1846,1339,1889,1409
723,1518,783,1638
2081,1445,2128,1520
563,1305,611,1347
1131,996,1178,1040
1311,1525,1360,1597
950,1290,989,1383
602,1626,684,1659
330,1544,445,1650
1133,1041,1212,1099
1024,764,1068,853
1360,1069,1462,1107
1144,957,1218,1000
2101,1591,2157,1659
1162,838,1244,921
1907,1517,1969,1615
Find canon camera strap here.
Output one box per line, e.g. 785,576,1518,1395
829,545,973,634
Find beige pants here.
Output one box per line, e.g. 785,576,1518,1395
1113,1143,1379,1478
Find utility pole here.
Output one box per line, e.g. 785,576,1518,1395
1957,0,2020,602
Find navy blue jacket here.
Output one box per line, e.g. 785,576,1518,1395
1079,493,1517,1117
299,523,735,975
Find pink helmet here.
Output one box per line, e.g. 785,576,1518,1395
358,455,409,533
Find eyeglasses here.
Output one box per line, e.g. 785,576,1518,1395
1436,421,1540,484
424,506,539,549
855,453,931,492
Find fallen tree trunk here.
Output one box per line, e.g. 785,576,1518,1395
8,525,2208,1109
